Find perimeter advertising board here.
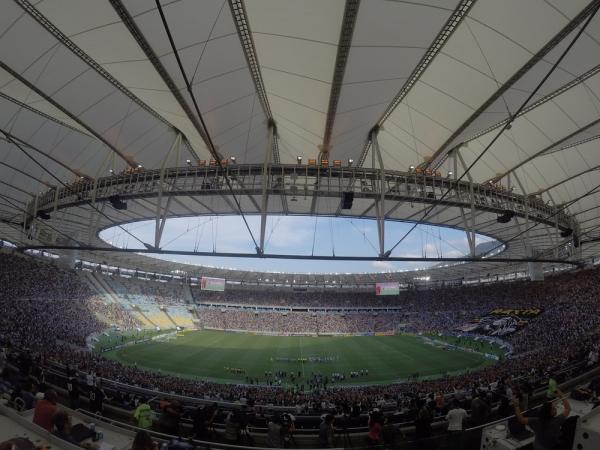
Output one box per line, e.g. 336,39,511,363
200,276,226,291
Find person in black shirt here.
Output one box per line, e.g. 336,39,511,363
157,400,182,436
89,383,106,414
67,376,80,409
415,404,433,450
192,406,209,439
53,411,79,445
513,389,571,450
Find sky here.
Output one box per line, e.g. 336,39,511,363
99,216,495,274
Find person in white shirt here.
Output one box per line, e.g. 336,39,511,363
446,399,468,432
588,349,599,366
86,371,95,388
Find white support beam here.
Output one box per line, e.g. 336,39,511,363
372,128,385,257
512,172,531,254
454,148,476,256
154,134,182,249
259,123,274,255
91,150,115,205
456,147,473,183
88,202,106,245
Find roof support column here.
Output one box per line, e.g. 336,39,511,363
258,122,275,255
512,172,531,255
154,134,182,249
25,194,39,236
89,151,115,244
91,151,115,206
454,148,476,256
88,203,106,245
371,127,385,257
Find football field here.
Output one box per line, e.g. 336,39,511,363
104,330,498,386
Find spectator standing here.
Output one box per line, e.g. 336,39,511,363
133,397,153,430
130,430,158,450
513,389,571,450
318,414,334,448
67,376,80,409
267,415,283,448
89,382,106,414
224,411,241,443
157,400,181,436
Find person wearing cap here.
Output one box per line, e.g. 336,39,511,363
32,389,58,431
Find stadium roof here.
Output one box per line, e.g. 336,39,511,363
2,0,600,283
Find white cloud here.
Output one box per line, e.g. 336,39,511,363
370,260,397,271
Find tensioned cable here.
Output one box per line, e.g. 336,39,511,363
348,219,378,254
0,192,85,248
0,129,148,247
329,217,336,256
384,3,600,257
154,0,260,253
193,218,205,252
265,216,282,249
480,180,600,259
311,216,318,256
161,217,215,249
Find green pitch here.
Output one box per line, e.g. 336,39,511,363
104,330,498,386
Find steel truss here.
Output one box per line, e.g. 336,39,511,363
30,164,573,225
23,163,578,261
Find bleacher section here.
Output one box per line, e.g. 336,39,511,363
167,306,195,328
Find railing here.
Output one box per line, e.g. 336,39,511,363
29,164,574,232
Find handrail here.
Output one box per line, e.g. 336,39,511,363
43,356,594,412
77,409,344,450
29,164,574,232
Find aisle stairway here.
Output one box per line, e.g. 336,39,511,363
161,308,179,328
132,308,157,328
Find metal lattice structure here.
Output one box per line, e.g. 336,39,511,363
2,0,600,284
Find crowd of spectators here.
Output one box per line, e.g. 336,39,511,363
196,309,403,334
1,250,600,412
0,252,138,349
106,275,186,306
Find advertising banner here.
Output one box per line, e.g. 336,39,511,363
200,276,226,291
375,282,400,296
